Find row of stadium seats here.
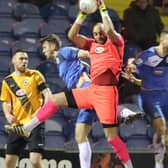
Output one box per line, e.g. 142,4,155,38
0,101,153,151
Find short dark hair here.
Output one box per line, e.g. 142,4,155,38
40,34,62,49
12,49,27,57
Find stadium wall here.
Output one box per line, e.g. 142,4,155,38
0,149,154,168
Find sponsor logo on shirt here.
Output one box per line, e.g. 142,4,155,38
16,89,26,97
145,55,162,67
95,47,104,54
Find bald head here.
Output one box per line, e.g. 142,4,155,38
92,22,107,44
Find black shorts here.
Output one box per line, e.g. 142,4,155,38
6,123,45,156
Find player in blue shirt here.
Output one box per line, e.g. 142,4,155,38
123,31,168,168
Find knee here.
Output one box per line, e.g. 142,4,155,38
155,125,166,135
75,133,87,144
5,156,18,167
30,158,42,168
152,118,166,136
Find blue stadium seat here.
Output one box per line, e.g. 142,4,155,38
48,4,68,18
0,41,11,56
0,0,15,17
52,0,70,9
119,118,149,141
12,38,40,55
0,55,11,72
0,18,14,37
126,135,151,149
13,18,44,39
62,107,78,120
91,121,105,140
67,4,78,22
93,138,111,151
45,131,65,150
0,36,14,46
13,2,41,21
29,56,43,69
45,119,63,133
40,19,70,37
39,3,68,20
64,138,78,151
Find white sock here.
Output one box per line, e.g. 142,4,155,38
124,160,133,168
23,117,41,132
153,133,165,166
78,141,92,168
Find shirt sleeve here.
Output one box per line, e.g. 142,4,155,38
0,80,11,102
34,70,48,91
59,47,79,60
83,38,95,50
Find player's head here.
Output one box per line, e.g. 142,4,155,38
159,31,168,54
12,49,29,73
92,22,107,44
40,34,62,59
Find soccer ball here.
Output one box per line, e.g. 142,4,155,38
79,0,98,14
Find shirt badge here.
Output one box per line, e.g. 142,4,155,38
95,47,104,54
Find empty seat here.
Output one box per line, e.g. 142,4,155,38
0,18,14,37
52,0,70,9
29,56,43,69
45,131,65,150
64,138,78,151
13,18,44,39
91,121,105,140
0,55,11,72
40,19,70,37
93,138,111,151
0,36,14,45
0,0,15,17
0,41,11,56
119,118,149,141
48,4,68,18
45,118,66,133
13,2,41,21
62,107,78,120
12,38,40,55
126,135,151,149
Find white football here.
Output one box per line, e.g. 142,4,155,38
79,0,98,14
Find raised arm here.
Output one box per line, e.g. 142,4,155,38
68,12,88,48
97,0,120,43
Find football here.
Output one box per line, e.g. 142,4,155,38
79,0,98,14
